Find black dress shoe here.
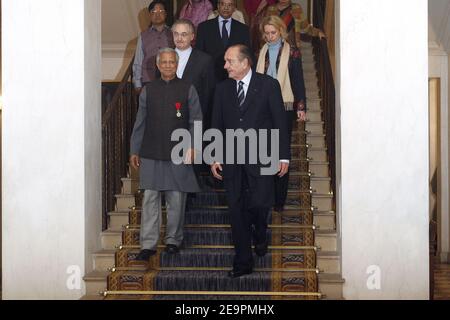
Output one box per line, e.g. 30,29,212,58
165,244,180,254
135,249,156,261
254,242,268,257
228,269,253,278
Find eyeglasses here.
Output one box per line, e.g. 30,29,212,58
151,9,166,14
173,32,192,38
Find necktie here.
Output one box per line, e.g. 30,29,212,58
237,81,245,107
222,20,229,47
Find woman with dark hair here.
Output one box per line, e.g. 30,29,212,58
266,0,325,49
256,15,306,212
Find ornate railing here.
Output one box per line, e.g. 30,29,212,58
312,0,336,202
102,59,137,230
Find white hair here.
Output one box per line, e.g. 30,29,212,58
156,48,179,65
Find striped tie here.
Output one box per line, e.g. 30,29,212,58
237,81,245,107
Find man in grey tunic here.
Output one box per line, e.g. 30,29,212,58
130,48,202,261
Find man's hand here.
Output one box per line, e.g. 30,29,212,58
318,30,326,40
135,87,143,95
278,162,289,177
211,162,223,180
184,148,196,164
297,111,306,122
130,154,141,170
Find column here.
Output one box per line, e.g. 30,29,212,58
2,0,101,299
336,0,430,299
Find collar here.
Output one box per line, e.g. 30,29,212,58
218,16,231,25
238,69,252,86
160,76,179,84
150,24,169,32
175,46,193,56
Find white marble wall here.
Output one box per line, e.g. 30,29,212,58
336,0,430,299
2,0,102,299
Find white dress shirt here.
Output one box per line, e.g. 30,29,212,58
175,46,193,79
218,16,232,38
236,69,252,99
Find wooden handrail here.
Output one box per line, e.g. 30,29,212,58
102,58,138,230
102,60,134,128
312,0,336,205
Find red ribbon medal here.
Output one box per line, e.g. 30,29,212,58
175,102,182,118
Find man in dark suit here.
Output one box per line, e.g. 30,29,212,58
210,45,290,278
196,0,252,82
172,19,215,127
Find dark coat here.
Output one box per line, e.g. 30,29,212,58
181,48,216,119
196,17,252,82
211,71,290,208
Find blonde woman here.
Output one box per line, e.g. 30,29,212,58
257,15,306,212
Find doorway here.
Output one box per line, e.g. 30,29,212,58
429,77,441,299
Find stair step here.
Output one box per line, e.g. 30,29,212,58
317,251,341,274
311,177,331,194
306,110,322,122
107,269,319,293
122,228,316,247
83,271,109,295
115,194,136,211
102,227,336,252
92,249,341,276
318,274,345,300
93,249,117,271
309,161,330,177
121,178,139,194
306,134,326,148
305,121,324,134
84,271,342,300
107,207,335,232
315,230,337,252
308,148,328,162
101,229,123,250
107,211,130,229
103,290,323,300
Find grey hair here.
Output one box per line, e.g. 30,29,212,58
172,19,195,34
156,47,179,65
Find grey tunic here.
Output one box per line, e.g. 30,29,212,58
130,82,203,193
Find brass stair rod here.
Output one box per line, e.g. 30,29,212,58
102,290,323,298
108,266,321,273
117,244,318,250
124,224,317,230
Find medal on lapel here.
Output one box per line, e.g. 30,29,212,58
175,102,182,118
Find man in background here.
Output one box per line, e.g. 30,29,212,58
133,0,174,94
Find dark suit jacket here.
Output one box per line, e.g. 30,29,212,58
196,17,252,82
181,49,216,119
211,71,290,208
211,71,290,178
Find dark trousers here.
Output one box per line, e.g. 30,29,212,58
227,166,271,271
274,110,296,208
